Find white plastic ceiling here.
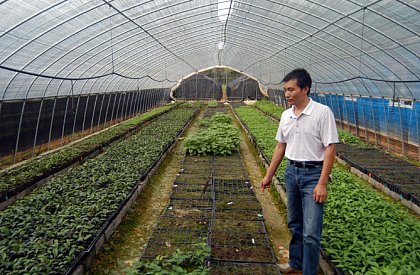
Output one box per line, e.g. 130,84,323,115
0,0,419,100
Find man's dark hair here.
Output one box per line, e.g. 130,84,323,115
282,68,312,95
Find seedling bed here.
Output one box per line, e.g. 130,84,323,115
212,219,266,233
215,196,261,210
211,230,269,247
212,173,248,180
141,241,204,259
210,246,273,263
176,173,210,184
177,168,212,176
163,205,213,220
336,144,420,205
209,261,280,275
145,227,208,247
158,217,211,231
213,178,254,194
168,197,214,208
215,209,263,221
181,156,213,166
171,189,213,200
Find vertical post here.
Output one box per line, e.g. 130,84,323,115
351,95,359,137
90,93,99,134
369,96,378,146
382,96,391,152
128,90,135,117
109,92,119,126
116,92,125,123
32,97,45,156
48,96,58,151
195,73,198,100
123,91,130,119
335,93,344,129
181,78,184,100
414,99,420,161
61,96,70,146
71,93,82,139
97,93,105,128
359,96,369,142
103,92,112,128
397,96,406,156
343,95,351,132
13,99,27,163
81,94,90,133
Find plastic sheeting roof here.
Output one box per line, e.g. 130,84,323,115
0,0,419,100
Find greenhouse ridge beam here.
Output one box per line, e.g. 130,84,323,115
0,65,176,82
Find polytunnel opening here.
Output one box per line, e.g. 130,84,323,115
0,1,419,275
172,68,265,101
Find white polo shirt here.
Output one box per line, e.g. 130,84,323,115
275,99,339,161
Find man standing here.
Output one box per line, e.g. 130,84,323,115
260,68,338,275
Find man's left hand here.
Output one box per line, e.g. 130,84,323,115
313,182,327,203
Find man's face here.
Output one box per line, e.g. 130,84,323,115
283,79,309,106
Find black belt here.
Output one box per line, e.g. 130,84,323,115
289,160,323,168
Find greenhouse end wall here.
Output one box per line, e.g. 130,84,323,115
0,89,170,161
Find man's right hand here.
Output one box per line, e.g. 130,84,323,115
260,176,271,192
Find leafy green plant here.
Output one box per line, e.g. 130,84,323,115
234,105,420,274
338,129,374,149
207,101,217,108
0,106,198,274
254,100,284,119
0,103,181,199
125,243,210,275
185,113,239,156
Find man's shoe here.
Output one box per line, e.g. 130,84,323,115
277,263,302,274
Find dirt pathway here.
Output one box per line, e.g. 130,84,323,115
228,107,291,264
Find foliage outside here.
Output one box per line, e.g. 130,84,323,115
184,113,239,156
125,243,210,275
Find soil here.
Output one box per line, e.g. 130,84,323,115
215,209,263,221
228,107,291,264
211,246,273,262
210,261,279,275
211,230,268,246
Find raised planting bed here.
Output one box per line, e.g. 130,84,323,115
233,104,420,274
0,103,181,208
209,261,279,274
254,99,284,120
163,204,213,220
211,230,268,246
214,209,263,221
210,246,273,263
336,143,420,207
0,106,198,274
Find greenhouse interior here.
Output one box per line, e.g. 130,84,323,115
0,0,419,274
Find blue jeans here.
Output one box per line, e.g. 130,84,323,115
285,162,324,275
